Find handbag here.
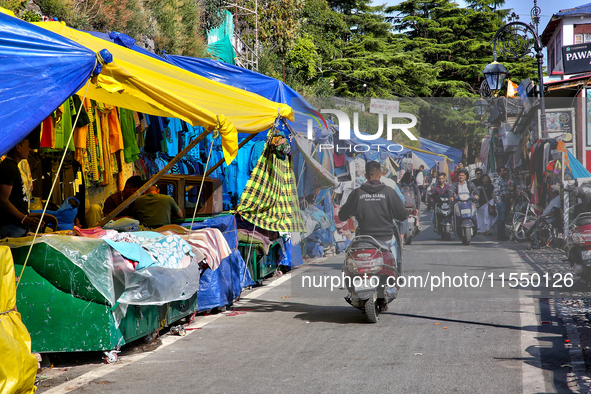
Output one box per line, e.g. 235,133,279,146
482,187,497,216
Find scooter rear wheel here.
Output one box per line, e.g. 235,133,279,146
404,232,413,245
364,299,379,323
462,231,471,246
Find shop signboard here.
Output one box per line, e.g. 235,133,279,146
562,43,591,75
539,108,574,139
369,99,399,114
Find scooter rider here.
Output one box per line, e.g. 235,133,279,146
450,169,479,202
428,173,451,203
338,161,408,264
428,172,451,225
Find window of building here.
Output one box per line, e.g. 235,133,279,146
557,36,562,62
549,46,555,73
585,33,591,43
575,34,583,44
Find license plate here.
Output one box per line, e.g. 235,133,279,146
461,209,471,215
354,279,377,292
582,250,591,260
408,217,415,224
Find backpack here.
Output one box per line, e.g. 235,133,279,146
401,184,416,209
402,157,413,172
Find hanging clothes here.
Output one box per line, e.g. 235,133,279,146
40,115,55,148
119,108,140,163
55,98,75,151
144,115,164,153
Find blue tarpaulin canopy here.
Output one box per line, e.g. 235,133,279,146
0,13,97,156
567,150,591,179
164,56,300,105
419,137,463,164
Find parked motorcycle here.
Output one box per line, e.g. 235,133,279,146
343,235,400,323
432,194,453,241
565,212,591,284
512,191,537,242
452,197,477,245
564,184,591,283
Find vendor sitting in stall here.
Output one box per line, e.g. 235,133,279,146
0,138,42,238
133,184,183,228
86,176,144,227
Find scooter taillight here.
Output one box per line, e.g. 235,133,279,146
346,249,383,274
573,228,591,246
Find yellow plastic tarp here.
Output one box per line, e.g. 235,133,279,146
0,7,15,16
33,22,294,164
0,246,37,394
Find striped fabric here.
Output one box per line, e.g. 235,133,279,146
238,145,305,233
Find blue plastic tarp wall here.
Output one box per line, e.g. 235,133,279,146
0,14,97,156
182,215,256,311
419,137,462,164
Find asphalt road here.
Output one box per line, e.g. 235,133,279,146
44,210,572,394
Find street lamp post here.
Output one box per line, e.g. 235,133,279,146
483,1,546,136
474,99,489,118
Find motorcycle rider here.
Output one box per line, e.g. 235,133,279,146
338,161,408,265
450,169,479,202
428,172,451,226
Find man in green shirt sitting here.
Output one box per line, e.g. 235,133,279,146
133,184,184,228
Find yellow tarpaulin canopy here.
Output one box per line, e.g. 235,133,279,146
34,22,294,164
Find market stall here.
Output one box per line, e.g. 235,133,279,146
0,12,296,359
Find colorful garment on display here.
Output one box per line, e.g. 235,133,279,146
160,227,230,271
119,108,140,163
237,142,305,233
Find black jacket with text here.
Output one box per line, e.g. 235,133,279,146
338,180,408,241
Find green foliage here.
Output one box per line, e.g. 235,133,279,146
326,34,438,98
259,46,335,96
24,0,207,57
0,0,25,12
258,0,303,57
200,0,225,32
21,9,41,21
37,0,90,28
93,0,149,39
286,34,321,80
300,0,346,60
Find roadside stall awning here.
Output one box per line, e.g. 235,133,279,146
164,56,301,105
33,22,294,164
419,137,463,164
0,13,96,156
162,55,319,140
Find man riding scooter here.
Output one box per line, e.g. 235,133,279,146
338,161,408,271
428,172,452,239
450,169,479,245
